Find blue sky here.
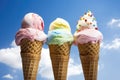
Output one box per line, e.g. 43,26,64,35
0,0,120,80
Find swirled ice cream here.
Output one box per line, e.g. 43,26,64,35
74,11,103,44
15,13,47,45
47,18,73,45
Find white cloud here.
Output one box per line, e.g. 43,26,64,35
2,74,13,79
10,40,17,47
0,40,82,79
0,46,22,69
68,59,82,77
108,18,120,27
101,38,120,49
38,48,54,79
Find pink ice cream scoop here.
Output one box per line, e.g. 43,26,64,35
15,13,47,45
74,29,103,44
74,11,103,45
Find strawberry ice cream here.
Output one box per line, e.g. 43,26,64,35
15,13,47,45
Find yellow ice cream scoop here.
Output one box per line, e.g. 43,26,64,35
49,18,71,31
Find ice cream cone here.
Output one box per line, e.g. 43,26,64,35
49,42,71,80
20,39,43,80
78,42,100,80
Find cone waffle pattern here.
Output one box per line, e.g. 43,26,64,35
49,42,71,80
20,39,43,80
78,42,100,80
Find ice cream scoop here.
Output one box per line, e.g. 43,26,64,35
74,29,103,44
15,13,47,45
74,11,103,45
47,18,73,45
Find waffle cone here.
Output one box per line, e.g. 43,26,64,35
20,39,43,80
78,42,100,80
49,42,71,80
